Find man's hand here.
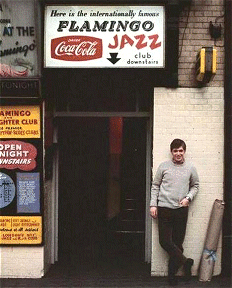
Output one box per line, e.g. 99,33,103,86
150,206,158,219
180,198,190,207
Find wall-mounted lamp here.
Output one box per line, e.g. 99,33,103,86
209,21,222,40
196,47,217,83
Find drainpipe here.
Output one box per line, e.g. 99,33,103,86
223,0,232,277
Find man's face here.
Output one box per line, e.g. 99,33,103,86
171,146,185,163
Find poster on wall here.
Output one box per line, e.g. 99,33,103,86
0,0,40,78
0,216,42,244
0,105,43,245
0,106,40,138
17,173,40,213
44,5,165,68
0,172,15,209
0,140,38,171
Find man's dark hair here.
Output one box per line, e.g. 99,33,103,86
170,139,186,151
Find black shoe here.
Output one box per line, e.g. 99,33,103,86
184,258,194,281
168,276,178,286
168,258,179,286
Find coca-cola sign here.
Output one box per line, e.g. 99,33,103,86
45,5,165,68
51,36,102,61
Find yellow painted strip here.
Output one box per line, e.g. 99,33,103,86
212,48,217,74
200,48,205,74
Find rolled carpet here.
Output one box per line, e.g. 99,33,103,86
199,199,225,282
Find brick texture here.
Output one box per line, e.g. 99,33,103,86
0,247,44,278
178,0,224,87
151,87,224,276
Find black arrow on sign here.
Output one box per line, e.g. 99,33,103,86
107,53,121,64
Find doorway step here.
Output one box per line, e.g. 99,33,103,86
107,197,145,262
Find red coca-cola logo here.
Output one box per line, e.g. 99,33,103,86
0,140,37,171
51,36,102,61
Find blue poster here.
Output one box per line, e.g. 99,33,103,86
17,173,40,213
0,173,15,209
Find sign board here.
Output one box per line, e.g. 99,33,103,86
0,0,40,78
0,106,41,138
0,105,43,245
0,79,41,98
0,216,42,244
0,140,38,171
44,5,165,68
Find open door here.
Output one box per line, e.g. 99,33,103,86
57,116,150,268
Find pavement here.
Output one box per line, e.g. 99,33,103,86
1,261,231,288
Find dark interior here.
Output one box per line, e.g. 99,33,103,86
58,117,147,268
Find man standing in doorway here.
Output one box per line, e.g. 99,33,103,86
150,139,199,286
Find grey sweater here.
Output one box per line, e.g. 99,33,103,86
150,160,199,209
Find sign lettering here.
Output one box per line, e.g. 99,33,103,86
0,216,42,244
44,5,165,68
0,0,40,78
0,106,41,138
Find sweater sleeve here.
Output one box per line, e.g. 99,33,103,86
187,166,199,201
150,164,163,207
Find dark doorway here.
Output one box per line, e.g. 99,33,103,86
58,117,147,269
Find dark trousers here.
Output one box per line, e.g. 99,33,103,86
158,206,189,274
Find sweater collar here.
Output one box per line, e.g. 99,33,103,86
172,159,185,165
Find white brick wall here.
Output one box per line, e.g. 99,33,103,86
151,87,224,276
0,247,44,278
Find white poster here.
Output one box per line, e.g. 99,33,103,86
44,5,165,68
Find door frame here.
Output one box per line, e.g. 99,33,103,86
51,111,152,263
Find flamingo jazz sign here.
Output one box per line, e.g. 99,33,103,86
44,5,165,68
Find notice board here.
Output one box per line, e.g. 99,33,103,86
0,105,43,245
